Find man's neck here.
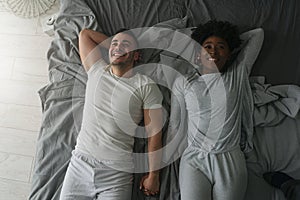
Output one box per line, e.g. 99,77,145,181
111,64,134,78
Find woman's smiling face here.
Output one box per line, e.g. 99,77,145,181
198,36,231,73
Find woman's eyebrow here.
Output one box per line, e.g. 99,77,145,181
203,41,226,45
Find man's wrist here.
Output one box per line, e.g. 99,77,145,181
148,171,160,179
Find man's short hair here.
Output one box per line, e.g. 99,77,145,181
114,28,139,49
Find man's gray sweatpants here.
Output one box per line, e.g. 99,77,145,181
60,150,132,200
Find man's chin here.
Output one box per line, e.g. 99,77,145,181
111,57,126,64
111,61,126,68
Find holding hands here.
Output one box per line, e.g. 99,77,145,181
139,173,160,196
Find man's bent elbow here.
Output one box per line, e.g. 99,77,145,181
79,29,90,41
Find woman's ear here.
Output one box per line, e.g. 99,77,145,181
134,51,140,61
226,52,233,63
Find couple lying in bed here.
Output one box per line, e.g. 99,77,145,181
59,20,266,200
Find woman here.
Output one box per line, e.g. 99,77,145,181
169,20,264,199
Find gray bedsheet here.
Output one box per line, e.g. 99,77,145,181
30,0,300,199
245,78,300,200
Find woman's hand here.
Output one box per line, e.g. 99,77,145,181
139,173,160,196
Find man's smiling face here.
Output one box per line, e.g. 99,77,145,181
109,32,139,68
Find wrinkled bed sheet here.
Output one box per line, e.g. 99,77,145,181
30,0,300,199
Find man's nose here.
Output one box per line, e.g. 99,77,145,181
114,44,121,50
116,43,125,50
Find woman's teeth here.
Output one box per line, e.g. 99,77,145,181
208,57,217,61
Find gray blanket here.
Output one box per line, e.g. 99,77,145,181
29,0,300,199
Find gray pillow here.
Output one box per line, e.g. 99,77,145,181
159,53,196,88
136,17,188,64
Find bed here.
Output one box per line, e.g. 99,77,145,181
29,0,300,199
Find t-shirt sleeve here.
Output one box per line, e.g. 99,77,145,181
87,59,108,77
142,82,163,110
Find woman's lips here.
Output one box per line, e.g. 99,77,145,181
208,57,217,61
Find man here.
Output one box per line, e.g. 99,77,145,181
59,28,163,199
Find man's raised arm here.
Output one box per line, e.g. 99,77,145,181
79,29,110,71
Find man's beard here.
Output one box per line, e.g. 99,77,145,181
111,52,135,69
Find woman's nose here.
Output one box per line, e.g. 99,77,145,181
208,47,217,55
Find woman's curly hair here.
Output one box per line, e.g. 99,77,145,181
191,20,242,52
